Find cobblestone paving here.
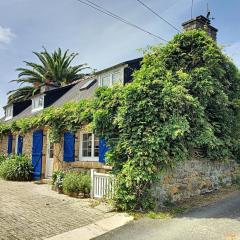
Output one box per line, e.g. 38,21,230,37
0,180,113,240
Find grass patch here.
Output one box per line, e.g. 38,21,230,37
89,199,101,208
147,211,172,219
131,206,188,221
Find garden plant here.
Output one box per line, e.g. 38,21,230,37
0,155,33,181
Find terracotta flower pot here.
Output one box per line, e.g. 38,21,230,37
57,188,64,194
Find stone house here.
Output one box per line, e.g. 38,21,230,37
0,58,142,180
0,15,238,205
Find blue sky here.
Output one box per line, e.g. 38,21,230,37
0,0,240,116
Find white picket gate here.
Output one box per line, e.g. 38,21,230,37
91,169,115,199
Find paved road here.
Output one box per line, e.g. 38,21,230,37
94,191,240,240
0,180,113,240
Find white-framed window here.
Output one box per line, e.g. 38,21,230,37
101,74,111,86
79,132,99,161
32,95,44,112
99,68,124,87
5,105,13,121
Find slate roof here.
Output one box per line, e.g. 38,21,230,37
3,83,76,123
52,77,98,107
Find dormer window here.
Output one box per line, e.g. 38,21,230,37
32,95,44,112
99,69,124,87
5,105,13,121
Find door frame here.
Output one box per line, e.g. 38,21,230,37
15,135,19,154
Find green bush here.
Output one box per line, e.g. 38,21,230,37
0,154,6,165
80,173,91,195
63,172,91,196
63,172,81,195
0,155,33,181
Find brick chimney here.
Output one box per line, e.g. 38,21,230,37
182,15,218,41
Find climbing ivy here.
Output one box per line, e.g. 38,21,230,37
92,30,240,211
0,100,93,143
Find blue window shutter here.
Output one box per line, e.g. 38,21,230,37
7,135,13,155
64,132,75,162
99,138,109,163
17,136,23,155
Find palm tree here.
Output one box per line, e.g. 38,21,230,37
8,48,88,103
7,86,35,104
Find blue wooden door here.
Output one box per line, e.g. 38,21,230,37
32,130,43,180
64,132,75,162
17,135,23,155
7,135,13,155
99,138,109,163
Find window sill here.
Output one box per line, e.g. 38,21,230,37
5,116,13,121
78,157,99,162
32,107,43,113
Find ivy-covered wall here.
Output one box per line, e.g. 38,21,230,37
92,30,240,211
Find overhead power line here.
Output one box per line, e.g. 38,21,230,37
76,0,168,42
191,0,194,19
136,0,181,32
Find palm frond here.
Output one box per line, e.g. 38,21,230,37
9,47,89,103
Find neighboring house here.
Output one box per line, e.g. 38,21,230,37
0,58,142,179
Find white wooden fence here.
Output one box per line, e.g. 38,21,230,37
91,169,115,199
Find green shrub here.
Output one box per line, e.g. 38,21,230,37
80,173,91,195
0,154,6,165
0,155,33,181
63,172,81,195
63,172,91,196
235,169,240,189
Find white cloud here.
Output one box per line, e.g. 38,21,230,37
0,25,15,44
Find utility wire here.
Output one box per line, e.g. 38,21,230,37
136,0,181,32
76,0,168,42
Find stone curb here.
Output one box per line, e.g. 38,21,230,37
45,213,133,240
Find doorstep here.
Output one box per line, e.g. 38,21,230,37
34,178,52,184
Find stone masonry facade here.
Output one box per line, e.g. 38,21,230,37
0,127,109,179
153,158,239,206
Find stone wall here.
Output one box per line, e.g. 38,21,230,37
0,135,16,155
22,131,34,158
153,158,239,206
0,135,8,155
